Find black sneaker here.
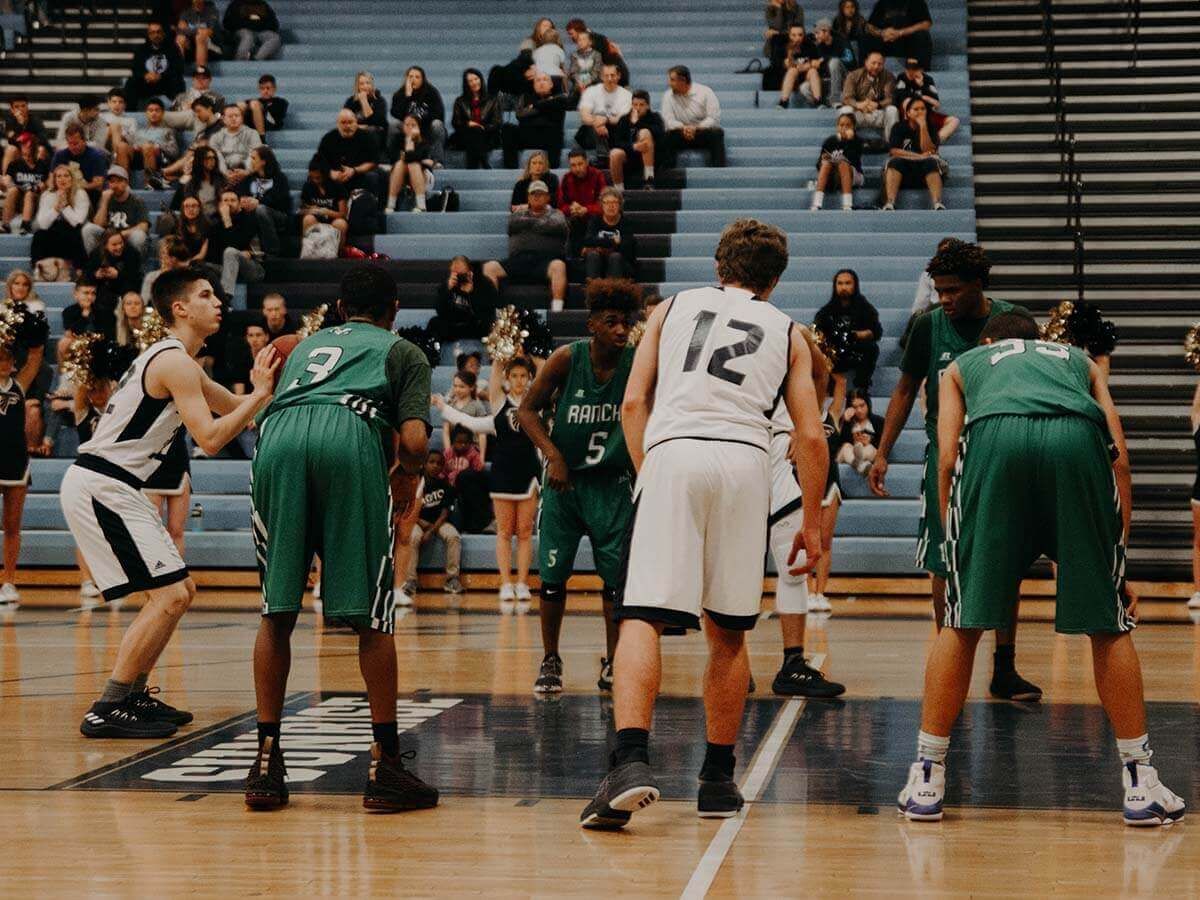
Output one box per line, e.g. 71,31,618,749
698,772,744,818
80,697,178,738
145,172,166,191
642,177,655,190
597,657,613,692
126,687,194,725
772,657,846,699
363,743,439,812
990,669,1043,702
244,736,288,810
534,653,564,694
580,760,660,830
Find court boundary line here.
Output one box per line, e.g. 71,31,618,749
678,653,823,900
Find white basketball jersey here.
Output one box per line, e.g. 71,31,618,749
645,285,794,453
78,338,186,483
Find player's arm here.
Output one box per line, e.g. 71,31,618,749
1090,360,1132,541
620,297,669,473
869,371,919,498
936,363,966,529
150,347,277,456
783,324,829,576
199,373,244,416
517,345,573,490
14,343,44,395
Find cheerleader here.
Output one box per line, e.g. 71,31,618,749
143,431,191,556
72,377,112,602
0,338,44,605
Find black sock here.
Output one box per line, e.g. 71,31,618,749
784,645,805,661
372,721,400,758
612,727,650,767
701,742,736,779
993,643,1015,675
257,721,281,746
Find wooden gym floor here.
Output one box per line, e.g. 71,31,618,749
2,582,1199,897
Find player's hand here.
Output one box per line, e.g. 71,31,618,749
546,455,571,492
787,527,822,575
868,456,890,497
1124,585,1139,622
249,345,281,396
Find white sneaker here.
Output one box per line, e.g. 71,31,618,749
499,582,516,614
806,592,823,613
79,580,102,607
1187,592,1200,610
881,202,895,211
515,582,532,614
0,583,19,605
396,585,414,608
898,759,945,821
1123,762,1185,827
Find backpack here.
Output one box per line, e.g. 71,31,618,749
347,188,382,235
300,223,340,259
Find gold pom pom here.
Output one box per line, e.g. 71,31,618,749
1184,323,1200,372
1040,300,1073,344
133,307,169,351
0,300,26,351
298,303,328,340
627,320,647,347
61,333,103,388
484,305,525,361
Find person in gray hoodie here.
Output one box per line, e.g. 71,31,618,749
482,180,569,311
208,104,262,186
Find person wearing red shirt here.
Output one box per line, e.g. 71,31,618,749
557,149,607,256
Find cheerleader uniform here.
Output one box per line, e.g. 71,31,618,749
0,377,30,487
821,408,842,507
74,404,102,445
143,431,191,496
440,395,541,500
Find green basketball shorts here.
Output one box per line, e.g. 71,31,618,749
251,405,397,633
944,414,1133,635
916,439,949,578
538,469,634,587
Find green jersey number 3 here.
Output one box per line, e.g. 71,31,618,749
988,339,1069,366
286,346,344,391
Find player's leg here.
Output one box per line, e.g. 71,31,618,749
698,617,750,817
534,484,583,693
582,474,636,691
246,609,298,810
514,494,537,609
165,483,188,554
1,484,27,598
493,497,516,612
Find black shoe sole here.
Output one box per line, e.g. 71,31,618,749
989,688,1043,702
363,795,439,813
80,720,177,739
698,803,744,819
771,678,847,699
580,785,659,830
245,792,288,811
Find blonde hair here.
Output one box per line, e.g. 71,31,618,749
521,150,550,180
354,71,375,91
3,269,40,307
51,163,86,198
539,26,563,48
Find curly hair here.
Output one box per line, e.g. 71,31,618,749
926,239,992,287
586,278,643,316
714,218,790,294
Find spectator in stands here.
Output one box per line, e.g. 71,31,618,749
58,277,113,360
2,271,42,312
237,146,291,256
260,292,296,339
764,0,803,59
450,69,501,170
84,229,143,310
441,372,489,458
431,255,499,343
114,290,145,347
50,124,107,198
82,165,149,257
442,424,488,532
567,28,602,95
385,115,436,214
833,0,870,68
209,187,264,301
177,144,227,217
161,100,223,188
2,135,48,235
31,164,90,277
176,0,223,68
318,109,382,198
502,71,569,169
558,149,606,256
298,155,349,250
163,66,224,133
810,112,864,211
53,97,106,152
776,24,823,109
210,104,262,186
344,72,388,136
836,389,884,475
565,19,629,85
510,150,559,211
576,64,632,158
903,235,955,347
660,65,726,168
520,17,556,52
610,90,663,190
840,49,898,143
881,97,946,210
2,96,49,176
482,181,569,311
401,451,465,598
389,66,447,166
130,98,178,190
229,318,269,394
805,19,852,105
894,56,959,143
240,74,288,140
224,0,282,61
101,89,137,170
142,235,194,303
532,27,568,86
582,188,637,280
125,21,185,110
863,0,933,69
173,195,212,265
815,268,882,406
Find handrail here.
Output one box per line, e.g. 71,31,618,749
23,0,129,82
1128,0,1141,69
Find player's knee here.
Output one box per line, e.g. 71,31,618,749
157,578,195,620
541,583,567,604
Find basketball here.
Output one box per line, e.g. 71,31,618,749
269,333,301,387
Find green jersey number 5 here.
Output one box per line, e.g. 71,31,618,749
989,339,1069,366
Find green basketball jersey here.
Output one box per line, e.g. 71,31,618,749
956,339,1107,432
260,321,431,439
551,340,634,473
923,298,1016,439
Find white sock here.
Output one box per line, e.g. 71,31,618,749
550,298,564,312
613,182,624,191
385,197,397,213
917,730,950,764
643,164,654,179
8,215,22,232
841,193,853,209
415,193,426,211
810,190,824,209
1116,734,1153,765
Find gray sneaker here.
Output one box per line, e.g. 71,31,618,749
443,576,464,594
402,579,418,597
580,761,660,830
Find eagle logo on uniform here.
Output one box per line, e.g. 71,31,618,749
0,390,19,416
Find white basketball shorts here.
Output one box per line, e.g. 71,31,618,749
619,438,770,631
60,463,189,602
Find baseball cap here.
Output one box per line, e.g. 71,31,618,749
528,180,550,194
904,57,922,68
107,165,130,181
194,65,212,78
